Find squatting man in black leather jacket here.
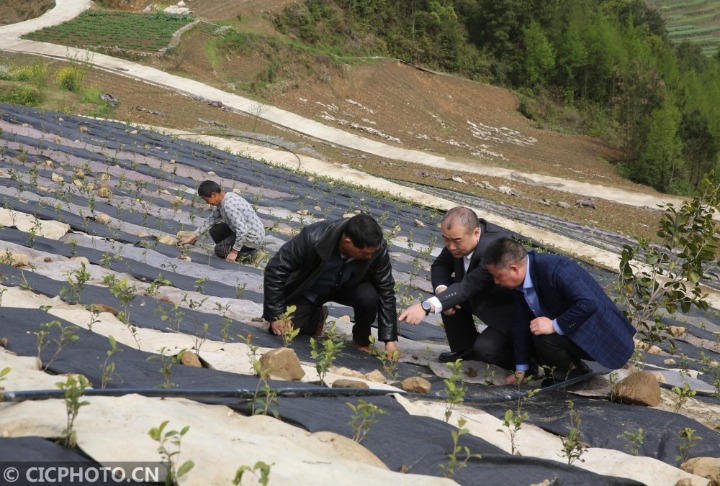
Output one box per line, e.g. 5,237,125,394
263,214,400,357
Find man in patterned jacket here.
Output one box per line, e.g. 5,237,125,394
484,237,636,385
179,180,265,262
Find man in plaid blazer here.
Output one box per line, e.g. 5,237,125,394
484,237,636,385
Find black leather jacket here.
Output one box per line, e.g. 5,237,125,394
263,219,398,342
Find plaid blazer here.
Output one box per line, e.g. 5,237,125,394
513,251,636,369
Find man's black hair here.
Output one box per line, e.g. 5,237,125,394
344,214,383,248
198,180,222,197
484,237,527,268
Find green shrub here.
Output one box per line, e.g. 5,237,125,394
56,66,84,92
2,86,43,106
11,62,48,87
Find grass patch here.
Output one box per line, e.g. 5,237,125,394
23,10,194,52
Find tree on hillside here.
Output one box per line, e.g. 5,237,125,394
553,22,588,102
635,100,684,193
680,110,720,190
612,58,664,152
522,21,555,88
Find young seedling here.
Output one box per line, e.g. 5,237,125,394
677,427,702,463
671,383,696,412
216,301,234,343
277,305,300,347
369,336,400,383
497,387,539,456
86,306,102,332
347,399,387,443
237,333,261,376
192,322,209,355
439,417,482,478
100,335,123,388
235,283,247,300
27,217,43,248
56,374,90,448
103,274,140,348
236,334,278,416
60,262,91,305
233,461,272,486
156,302,185,333
147,347,184,388
194,277,207,294
309,321,344,386
443,359,467,423
0,367,11,388
560,400,587,465
148,421,194,485
180,295,210,354
618,427,644,456
145,273,172,297
252,365,278,417
36,320,79,371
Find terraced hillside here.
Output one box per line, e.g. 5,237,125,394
645,0,720,56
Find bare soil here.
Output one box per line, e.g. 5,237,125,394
0,0,672,242
0,0,54,25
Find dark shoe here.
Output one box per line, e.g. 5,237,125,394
438,349,475,363
314,305,329,337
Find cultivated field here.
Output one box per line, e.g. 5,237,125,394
645,0,720,56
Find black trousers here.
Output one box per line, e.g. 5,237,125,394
442,306,514,370
209,223,256,260
533,333,592,372
277,281,380,345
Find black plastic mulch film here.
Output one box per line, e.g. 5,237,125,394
0,103,717,485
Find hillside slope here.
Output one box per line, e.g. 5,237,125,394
1,0,687,244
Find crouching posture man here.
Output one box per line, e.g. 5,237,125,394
178,180,265,263
483,237,636,385
263,214,399,357
399,207,514,369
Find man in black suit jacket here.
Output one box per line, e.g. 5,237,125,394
399,207,515,367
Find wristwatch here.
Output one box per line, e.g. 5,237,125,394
421,300,433,315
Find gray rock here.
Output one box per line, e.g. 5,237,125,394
576,197,597,209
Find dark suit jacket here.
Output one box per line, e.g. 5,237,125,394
263,219,398,342
430,219,514,331
513,251,636,369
